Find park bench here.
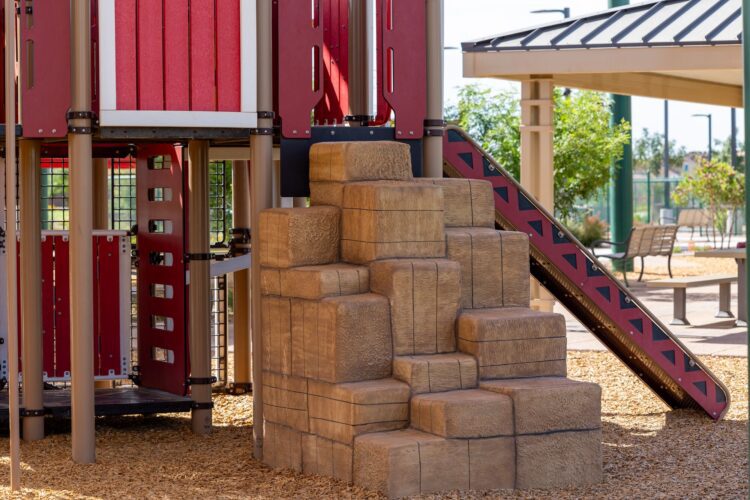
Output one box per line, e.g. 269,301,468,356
646,275,737,326
592,224,678,286
677,208,710,239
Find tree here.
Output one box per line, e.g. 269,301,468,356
446,84,631,222
633,128,687,175
712,135,745,172
672,159,744,248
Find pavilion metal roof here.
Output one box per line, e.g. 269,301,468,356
463,0,742,52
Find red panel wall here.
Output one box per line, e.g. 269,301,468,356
114,0,241,113
315,0,349,125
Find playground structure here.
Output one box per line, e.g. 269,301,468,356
0,0,730,496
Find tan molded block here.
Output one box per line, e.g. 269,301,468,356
457,308,567,379
263,371,309,432
341,182,445,263
445,228,530,308
353,429,470,497
292,294,392,383
309,141,413,182
302,434,354,483
310,181,345,207
264,421,303,472
469,437,515,491
481,377,602,434
416,178,494,227
370,259,460,355
261,264,369,299
516,429,603,489
259,207,340,268
392,353,478,394
410,389,513,438
261,296,297,376
307,378,410,444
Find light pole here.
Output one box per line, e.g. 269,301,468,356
664,100,670,208
731,108,738,168
530,7,571,18
692,113,713,161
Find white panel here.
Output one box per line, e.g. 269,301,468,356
0,158,7,380
100,110,258,128
241,0,258,113
98,0,117,111
118,235,131,377
210,254,251,277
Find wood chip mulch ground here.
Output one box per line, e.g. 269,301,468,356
0,350,746,499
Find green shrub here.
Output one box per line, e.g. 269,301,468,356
569,215,609,248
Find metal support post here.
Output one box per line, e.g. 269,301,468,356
520,78,555,312
5,0,21,486
68,0,96,464
188,140,212,434
250,0,274,460
19,139,44,441
232,160,252,388
348,0,373,124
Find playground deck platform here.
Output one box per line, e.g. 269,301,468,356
0,387,192,420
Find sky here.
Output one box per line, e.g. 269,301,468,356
443,0,743,153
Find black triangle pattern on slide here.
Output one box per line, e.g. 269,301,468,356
518,193,536,211
447,129,464,142
693,381,707,396
596,286,611,302
630,319,643,333
619,291,636,310
528,220,543,236
684,354,701,372
629,318,644,333
458,152,474,169
553,230,571,245
651,323,668,341
661,350,676,365
716,387,727,403
562,253,577,269
483,157,501,177
494,186,509,203
586,259,604,277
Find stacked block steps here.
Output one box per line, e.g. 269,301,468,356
259,141,602,497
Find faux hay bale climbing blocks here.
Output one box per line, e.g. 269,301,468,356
259,206,340,268
370,258,460,355
261,263,369,300
416,177,494,227
341,181,445,263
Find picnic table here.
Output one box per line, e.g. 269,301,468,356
695,248,747,327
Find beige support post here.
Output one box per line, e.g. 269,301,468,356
423,0,444,178
232,160,252,388
68,0,96,464
251,0,274,460
188,140,212,434
348,0,372,122
92,158,112,389
19,139,44,441
520,78,555,313
5,0,21,486
93,158,108,230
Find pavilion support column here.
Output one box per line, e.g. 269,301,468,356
609,0,633,274
423,0,444,178
520,78,555,313
250,0,274,460
187,140,212,435
231,160,252,389
19,139,44,441
68,0,96,464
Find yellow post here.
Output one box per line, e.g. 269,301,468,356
520,78,555,313
19,139,44,441
250,0,274,460
68,0,96,464
5,0,22,487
